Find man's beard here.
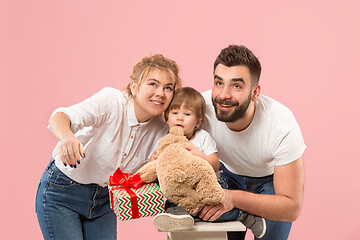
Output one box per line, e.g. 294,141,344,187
212,92,252,123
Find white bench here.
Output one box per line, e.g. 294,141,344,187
165,221,246,240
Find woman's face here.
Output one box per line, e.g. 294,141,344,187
132,69,175,122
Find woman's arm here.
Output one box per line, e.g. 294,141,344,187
49,112,85,167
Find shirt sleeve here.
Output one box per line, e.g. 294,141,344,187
50,87,121,133
273,126,306,166
201,131,218,156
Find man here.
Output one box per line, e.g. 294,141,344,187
199,45,305,239
153,45,305,240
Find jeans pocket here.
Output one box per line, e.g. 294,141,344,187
49,169,79,188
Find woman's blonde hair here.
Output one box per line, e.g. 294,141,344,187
126,54,181,96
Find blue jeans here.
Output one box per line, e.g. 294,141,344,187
217,163,292,240
35,159,117,240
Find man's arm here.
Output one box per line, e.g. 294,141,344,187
199,156,304,222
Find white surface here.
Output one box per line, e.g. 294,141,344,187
166,221,246,240
183,221,246,232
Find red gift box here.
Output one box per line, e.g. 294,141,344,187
108,168,165,221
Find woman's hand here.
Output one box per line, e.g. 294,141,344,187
49,112,85,168
59,135,85,167
148,149,159,162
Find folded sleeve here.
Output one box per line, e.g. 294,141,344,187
273,126,306,166
201,131,218,156
50,87,121,133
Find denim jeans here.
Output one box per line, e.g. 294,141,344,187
218,162,292,240
35,159,117,240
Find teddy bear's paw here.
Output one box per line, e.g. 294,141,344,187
199,189,225,205
137,161,157,183
139,172,156,183
211,189,226,203
188,205,202,216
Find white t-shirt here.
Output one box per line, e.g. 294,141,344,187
202,90,306,177
190,129,217,156
51,87,168,187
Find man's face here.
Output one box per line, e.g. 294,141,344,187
211,64,254,123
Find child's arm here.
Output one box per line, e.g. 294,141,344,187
184,143,220,171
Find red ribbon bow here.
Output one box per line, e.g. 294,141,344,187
109,168,143,188
109,168,143,219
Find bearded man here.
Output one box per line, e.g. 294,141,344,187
199,45,306,240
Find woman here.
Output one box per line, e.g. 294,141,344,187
36,54,181,240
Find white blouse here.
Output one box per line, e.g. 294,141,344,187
50,87,168,187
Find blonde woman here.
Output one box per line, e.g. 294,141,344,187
36,54,181,240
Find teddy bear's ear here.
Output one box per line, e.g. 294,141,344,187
169,126,184,136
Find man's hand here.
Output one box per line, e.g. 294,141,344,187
199,158,304,222
198,189,234,221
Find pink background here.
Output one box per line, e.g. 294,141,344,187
1,0,359,239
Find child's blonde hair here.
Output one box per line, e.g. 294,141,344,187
164,87,206,126
126,54,181,96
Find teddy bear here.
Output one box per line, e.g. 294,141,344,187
137,126,225,216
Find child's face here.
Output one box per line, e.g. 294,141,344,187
132,69,174,122
166,104,201,139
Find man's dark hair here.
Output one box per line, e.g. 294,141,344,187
214,45,262,85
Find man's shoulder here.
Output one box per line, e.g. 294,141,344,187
201,89,212,96
201,89,212,103
259,94,293,113
257,95,298,129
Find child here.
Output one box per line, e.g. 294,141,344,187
35,54,181,240
165,87,219,170
153,87,266,238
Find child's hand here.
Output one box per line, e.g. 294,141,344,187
148,149,159,162
183,143,207,159
183,143,220,171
